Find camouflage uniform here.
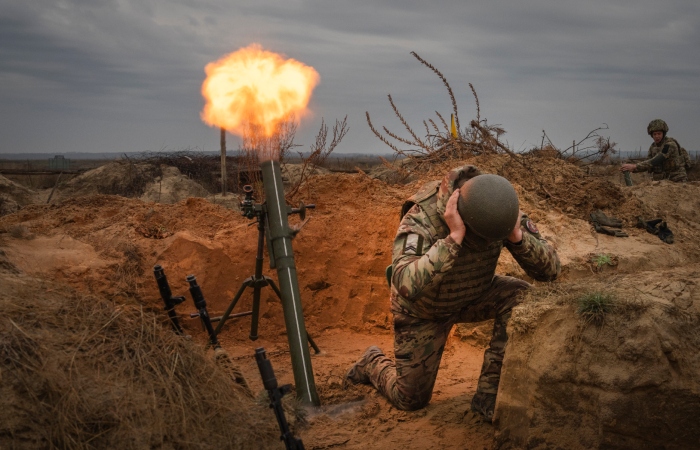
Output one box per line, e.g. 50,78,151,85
355,166,560,411
634,136,688,182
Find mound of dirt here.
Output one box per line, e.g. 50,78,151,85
140,166,209,204
0,175,39,216
496,277,700,449
282,163,331,188
0,272,283,450
57,161,161,199
628,180,700,225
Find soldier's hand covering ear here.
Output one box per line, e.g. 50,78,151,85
507,210,524,243
445,190,466,245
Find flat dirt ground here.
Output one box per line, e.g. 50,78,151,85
2,154,700,449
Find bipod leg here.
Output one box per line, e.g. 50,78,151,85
267,278,283,299
186,275,220,350
269,277,320,354
307,334,321,354
249,279,265,341
215,278,252,335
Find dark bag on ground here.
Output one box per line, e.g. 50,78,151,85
637,217,674,244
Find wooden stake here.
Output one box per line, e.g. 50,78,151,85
47,172,62,204
220,127,227,196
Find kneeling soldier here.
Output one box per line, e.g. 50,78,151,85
620,119,688,182
346,165,561,422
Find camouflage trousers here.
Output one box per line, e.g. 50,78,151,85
365,275,530,411
652,169,687,182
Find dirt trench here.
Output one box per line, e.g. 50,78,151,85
2,156,700,449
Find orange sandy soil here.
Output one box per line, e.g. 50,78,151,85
2,155,700,449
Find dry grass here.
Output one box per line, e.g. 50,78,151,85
112,241,144,298
508,285,564,334
576,291,616,327
0,275,282,450
95,160,161,198
510,282,640,334
365,50,622,198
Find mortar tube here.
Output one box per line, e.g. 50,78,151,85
260,159,320,406
623,171,633,186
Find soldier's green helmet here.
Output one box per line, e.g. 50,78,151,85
457,174,519,241
647,119,669,136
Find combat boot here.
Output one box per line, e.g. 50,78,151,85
345,346,383,385
470,391,497,423
658,222,674,244
590,210,623,228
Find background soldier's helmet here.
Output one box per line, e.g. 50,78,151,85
457,174,519,241
647,119,669,135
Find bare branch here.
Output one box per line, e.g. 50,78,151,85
469,83,480,124
287,116,349,199
411,51,460,133
428,119,440,135
383,126,418,147
435,111,449,132
387,95,432,152
366,111,402,154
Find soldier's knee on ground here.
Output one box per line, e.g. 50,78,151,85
394,395,430,411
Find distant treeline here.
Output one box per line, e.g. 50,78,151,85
0,151,400,161
3,149,697,162
616,150,700,160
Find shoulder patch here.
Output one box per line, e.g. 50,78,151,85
403,233,424,256
526,220,539,234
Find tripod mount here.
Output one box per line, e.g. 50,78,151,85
211,185,320,353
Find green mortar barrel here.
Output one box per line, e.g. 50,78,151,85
623,171,633,186
260,160,320,406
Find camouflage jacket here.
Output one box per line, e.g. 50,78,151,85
390,165,561,320
635,136,687,182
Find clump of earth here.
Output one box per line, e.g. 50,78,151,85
1,153,699,449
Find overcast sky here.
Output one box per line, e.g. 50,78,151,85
1,0,699,157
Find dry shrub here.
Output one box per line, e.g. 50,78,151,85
96,161,161,198
112,242,144,298
0,276,281,450
364,50,626,220
527,145,560,159
285,116,349,200
237,116,349,202
138,150,266,194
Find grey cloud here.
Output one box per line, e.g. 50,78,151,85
1,0,699,156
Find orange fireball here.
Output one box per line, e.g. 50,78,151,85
200,44,320,139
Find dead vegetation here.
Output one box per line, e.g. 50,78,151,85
366,51,512,167
97,160,161,198
285,116,349,199
235,115,349,202
365,51,628,219
0,276,282,450
138,150,253,194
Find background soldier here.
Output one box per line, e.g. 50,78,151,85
620,119,688,182
345,165,560,422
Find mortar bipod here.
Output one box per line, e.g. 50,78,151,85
209,198,320,354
